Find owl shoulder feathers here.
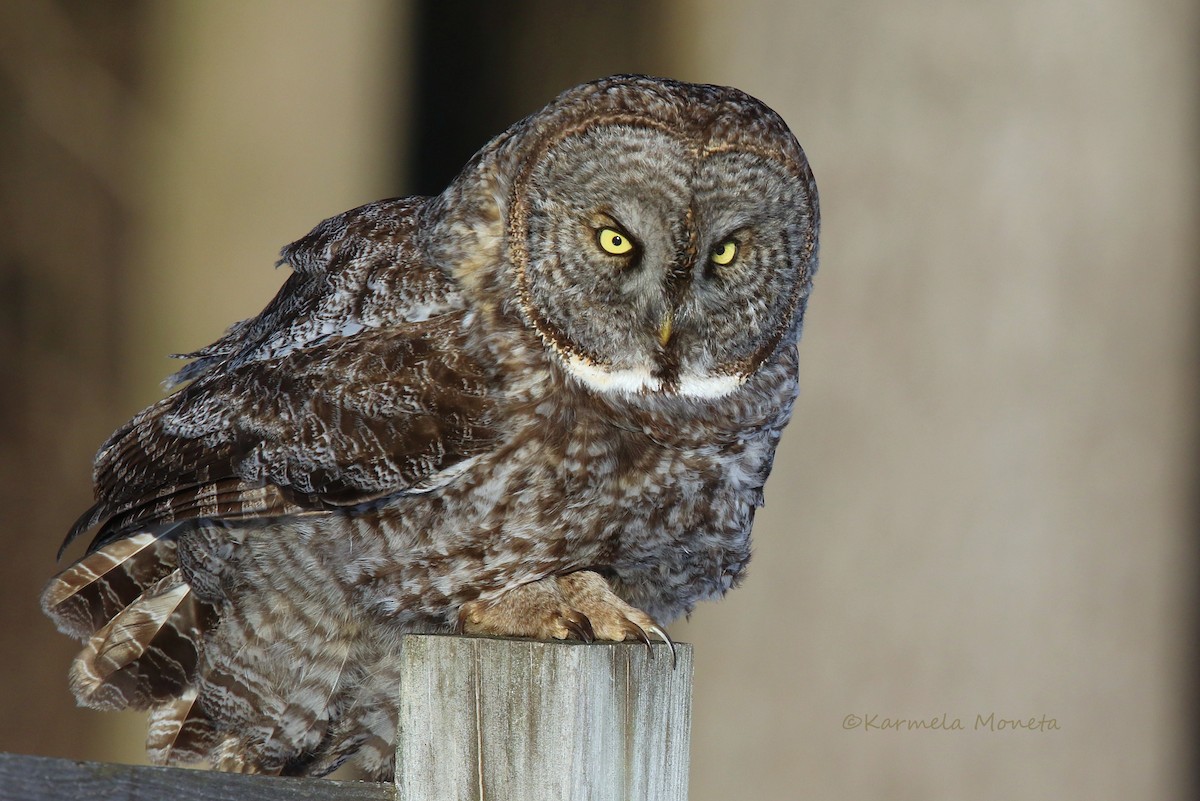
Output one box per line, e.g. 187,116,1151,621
66,197,501,555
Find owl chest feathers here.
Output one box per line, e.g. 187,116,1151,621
388,332,796,621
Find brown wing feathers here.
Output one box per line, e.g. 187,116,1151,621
45,198,498,769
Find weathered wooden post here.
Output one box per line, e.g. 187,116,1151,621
395,635,694,801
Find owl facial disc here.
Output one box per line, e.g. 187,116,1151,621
509,118,813,401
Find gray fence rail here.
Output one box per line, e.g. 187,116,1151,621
0,752,388,801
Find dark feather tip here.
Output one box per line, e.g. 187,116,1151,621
58,503,104,560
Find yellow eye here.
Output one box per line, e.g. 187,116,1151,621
598,227,634,255
711,240,738,266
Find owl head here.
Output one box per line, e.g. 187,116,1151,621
435,75,819,401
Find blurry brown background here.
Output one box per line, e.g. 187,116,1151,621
0,1,1195,799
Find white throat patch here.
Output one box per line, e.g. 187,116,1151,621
561,354,745,399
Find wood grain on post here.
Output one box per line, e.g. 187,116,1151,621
395,635,694,801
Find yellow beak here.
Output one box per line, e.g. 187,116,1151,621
658,310,673,347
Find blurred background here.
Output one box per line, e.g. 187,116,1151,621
0,1,1195,799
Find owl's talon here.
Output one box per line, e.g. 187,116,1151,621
624,619,653,650
646,624,677,669
562,611,595,643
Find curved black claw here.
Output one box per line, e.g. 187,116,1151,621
563,610,596,643
623,619,654,652
646,624,677,669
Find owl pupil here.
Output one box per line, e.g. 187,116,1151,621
611,235,623,247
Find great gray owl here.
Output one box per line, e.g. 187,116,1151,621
42,75,819,778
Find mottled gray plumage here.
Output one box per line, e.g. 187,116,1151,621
42,75,819,778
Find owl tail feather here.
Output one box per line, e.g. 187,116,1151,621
65,569,212,711
42,532,177,641
43,528,216,715
146,686,221,766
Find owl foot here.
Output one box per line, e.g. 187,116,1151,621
556,572,675,666
458,570,675,665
